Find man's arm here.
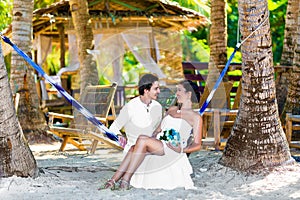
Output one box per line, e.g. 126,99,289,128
109,104,130,136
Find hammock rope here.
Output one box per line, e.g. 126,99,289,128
199,11,269,116
0,33,119,143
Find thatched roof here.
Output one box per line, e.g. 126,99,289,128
33,0,208,36
2,0,209,56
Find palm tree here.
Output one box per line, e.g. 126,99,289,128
199,0,229,110
69,0,98,93
280,0,299,66
209,0,227,69
280,0,300,119
277,0,300,117
10,0,50,143
219,0,292,172
0,40,38,177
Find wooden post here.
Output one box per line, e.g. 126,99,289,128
57,23,66,68
285,113,292,145
214,109,221,150
202,114,208,138
149,31,157,62
57,23,68,91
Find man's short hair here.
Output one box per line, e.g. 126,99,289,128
138,74,159,95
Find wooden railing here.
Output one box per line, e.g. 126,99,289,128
182,62,242,107
182,62,290,109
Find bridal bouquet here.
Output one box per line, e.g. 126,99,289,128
159,128,181,146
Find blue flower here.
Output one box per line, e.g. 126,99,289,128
159,128,181,146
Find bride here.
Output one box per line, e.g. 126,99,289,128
100,80,203,190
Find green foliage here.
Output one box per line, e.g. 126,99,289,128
172,0,211,62
227,0,287,64
99,50,145,88
4,53,11,77
268,0,287,11
122,51,145,85
0,0,60,31
227,47,242,63
46,45,62,75
269,0,287,64
34,0,59,9
0,0,12,31
172,0,211,17
227,0,239,49
181,28,210,62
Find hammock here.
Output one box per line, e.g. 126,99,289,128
199,11,269,115
0,33,119,143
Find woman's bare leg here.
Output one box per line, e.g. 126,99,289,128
110,146,135,182
121,135,164,182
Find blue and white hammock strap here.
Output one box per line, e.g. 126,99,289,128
1,34,119,143
199,43,240,116
198,10,269,116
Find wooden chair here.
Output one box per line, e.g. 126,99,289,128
200,82,233,137
113,86,126,115
285,113,300,149
48,83,123,153
199,81,233,109
199,81,239,150
221,79,242,138
231,79,242,109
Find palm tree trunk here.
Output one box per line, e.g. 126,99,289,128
69,0,99,94
200,0,229,109
280,0,300,66
277,0,300,117
209,0,227,68
0,41,38,178
219,0,292,172
280,1,300,118
282,6,300,115
10,0,51,144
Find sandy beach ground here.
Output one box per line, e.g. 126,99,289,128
1,142,300,200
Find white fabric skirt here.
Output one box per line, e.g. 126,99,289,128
130,143,195,190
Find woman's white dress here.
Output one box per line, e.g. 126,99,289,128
130,115,196,190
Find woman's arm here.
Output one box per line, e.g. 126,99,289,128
151,124,162,138
183,113,202,154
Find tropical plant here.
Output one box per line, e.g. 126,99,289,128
173,0,211,17
34,0,59,9
181,29,210,62
227,0,287,64
269,0,288,64
69,0,99,94
0,0,12,31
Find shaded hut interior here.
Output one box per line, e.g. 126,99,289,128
2,0,208,110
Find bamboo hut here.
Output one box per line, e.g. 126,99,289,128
3,0,209,98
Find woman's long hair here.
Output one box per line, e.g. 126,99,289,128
179,80,200,103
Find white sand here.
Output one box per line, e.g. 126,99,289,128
1,142,300,200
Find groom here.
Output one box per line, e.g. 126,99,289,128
109,74,162,153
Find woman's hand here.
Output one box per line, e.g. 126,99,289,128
118,135,127,148
166,142,182,153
